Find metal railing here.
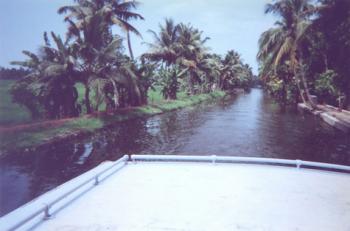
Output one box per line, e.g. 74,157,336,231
130,155,350,172
3,154,350,231
3,155,129,231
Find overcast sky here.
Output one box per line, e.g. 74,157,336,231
0,0,275,74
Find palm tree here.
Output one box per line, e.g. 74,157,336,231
61,10,114,113
61,3,145,112
143,18,180,66
257,0,316,106
197,53,222,92
144,19,210,97
108,0,144,60
143,19,182,99
131,58,158,104
176,23,210,95
58,0,144,60
220,50,242,90
11,32,80,118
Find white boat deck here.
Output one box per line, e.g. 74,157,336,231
1,156,350,231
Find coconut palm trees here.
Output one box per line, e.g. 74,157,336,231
58,0,144,61
10,2,256,120
60,0,145,112
257,0,350,110
220,50,242,90
143,18,182,99
12,0,145,118
144,19,211,98
176,23,210,95
144,19,179,65
257,0,316,106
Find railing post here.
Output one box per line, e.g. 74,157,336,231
43,204,51,220
296,160,301,170
212,155,217,164
94,175,99,185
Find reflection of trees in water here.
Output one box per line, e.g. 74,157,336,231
86,105,212,158
1,92,349,215
257,91,350,164
0,143,85,215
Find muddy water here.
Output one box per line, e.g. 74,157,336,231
1,89,349,216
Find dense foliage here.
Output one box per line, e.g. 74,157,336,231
11,0,254,120
258,0,350,109
0,67,29,80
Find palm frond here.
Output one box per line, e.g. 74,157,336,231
274,36,293,67
110,16,142,37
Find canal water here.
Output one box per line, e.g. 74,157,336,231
1,88,349,216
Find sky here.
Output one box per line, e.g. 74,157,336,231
0,0,276,74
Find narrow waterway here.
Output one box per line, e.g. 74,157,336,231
1,89,349,216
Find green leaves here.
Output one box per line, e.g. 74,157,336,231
315,69,340,103
258,0,319,105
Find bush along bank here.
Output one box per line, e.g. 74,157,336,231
0,91,227,155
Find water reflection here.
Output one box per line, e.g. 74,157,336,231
0,89,349,216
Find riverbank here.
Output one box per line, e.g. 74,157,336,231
2,88,349,217
0,91,226,155
298,103,350,133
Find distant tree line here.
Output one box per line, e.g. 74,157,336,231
10,0,254,120
0,67,29,80
258,0,350,109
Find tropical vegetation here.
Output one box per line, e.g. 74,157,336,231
9,0,254,121
0,67,29,80
258,0,350,109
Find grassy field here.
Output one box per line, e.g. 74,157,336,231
0,80,31,125
0,81,103,125
147,88,187,104
75,83,106,113
0,81,189,126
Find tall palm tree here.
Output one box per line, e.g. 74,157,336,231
58,0,144,60
176,23,210,95
220,50,243,90
257,0,316,105
70,20,144,111
105,0,144,61
143,18,180,66
143,19,182,99
62,10,115,113
203,54,223,91
144,19,210,96
61,3,145,112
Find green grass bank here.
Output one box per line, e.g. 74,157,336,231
0,90,226,154
0,80,32,125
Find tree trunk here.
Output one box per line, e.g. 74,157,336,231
292,62,310,106
127,31,134,61
281,79,287,106
323,54,329,71
141,86,149,105
299,67,317,109
297,53,317,109
111,80,119,110
170,70,178,100
187,72,195,95
84,83,92,114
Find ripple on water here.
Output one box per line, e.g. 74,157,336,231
1,89,349,216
